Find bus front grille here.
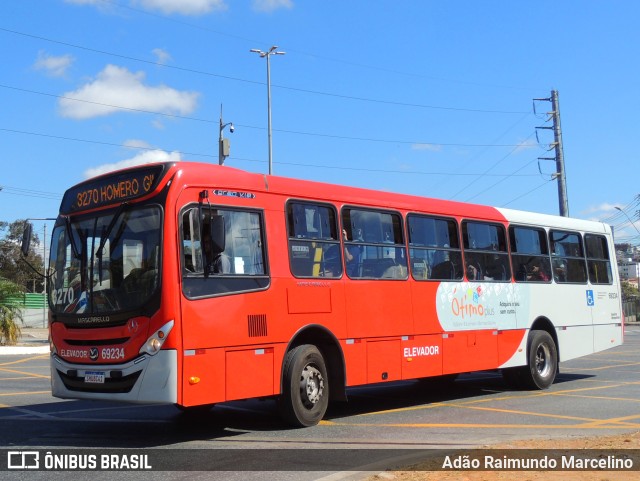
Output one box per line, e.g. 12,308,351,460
57,370,141,394
64,337,130,346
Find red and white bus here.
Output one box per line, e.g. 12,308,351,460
42,161,623,426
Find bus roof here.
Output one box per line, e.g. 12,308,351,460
72,161,611,235
178,162,611,234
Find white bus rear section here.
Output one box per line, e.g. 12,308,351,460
497,207,623,367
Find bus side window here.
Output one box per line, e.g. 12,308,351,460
585,234,612,285
287,201,341,278
342,208,407,280
509,225,551,283
549,230,587,284
462,221,511,282
181,205,269,298
407,214,462,281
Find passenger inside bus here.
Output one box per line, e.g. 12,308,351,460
528,263,550,281
203,233,231,275
320,245,341,277
552,259,568,282
467,263,481,280
483,254,507,280
121,257,158,308
343,228,362,277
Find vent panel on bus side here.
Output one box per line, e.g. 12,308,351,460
248,314,268,337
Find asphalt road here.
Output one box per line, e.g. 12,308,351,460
1,324,639,480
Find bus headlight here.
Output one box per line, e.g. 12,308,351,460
140,320,174,356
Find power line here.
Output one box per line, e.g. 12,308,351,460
613,217,640,234
451,131,538,201
501,179,554,207
0,84,534,148
463,157,539,203
94,0,542,93
0,26,531,115
0,127,541,178
0,84,219,123
0,185,62,200
600,195,640,223
426,112,533,196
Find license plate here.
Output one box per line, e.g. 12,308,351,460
84,371,105,384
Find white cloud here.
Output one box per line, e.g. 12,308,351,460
252,0,293,12
33,51,75,77
59,64,199,119
513,139,538,154
583,202,622,216
123,139,153,150
133,0,227,15
581,202,626,221
84,149,181,178
152,48,172,65
64,0,102,4
64,0,116,13
67,0,226,15
411,143,442,152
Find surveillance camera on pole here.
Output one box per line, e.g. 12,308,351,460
218,104,234,166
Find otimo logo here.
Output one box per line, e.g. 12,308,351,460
451,286,485,319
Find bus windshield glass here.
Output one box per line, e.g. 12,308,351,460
49,205,162,315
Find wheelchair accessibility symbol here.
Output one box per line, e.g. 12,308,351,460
586,290,594,307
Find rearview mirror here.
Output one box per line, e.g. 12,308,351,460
21,222,33,256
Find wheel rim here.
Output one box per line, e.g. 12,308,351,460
535,343,552,378
299,364,325,410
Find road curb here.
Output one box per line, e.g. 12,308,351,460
0,346,49,355
0,328,50,355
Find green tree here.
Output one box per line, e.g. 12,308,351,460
0,220,44,292
621,281,639,301
0,277,23,345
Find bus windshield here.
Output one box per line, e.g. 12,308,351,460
49,205,162,315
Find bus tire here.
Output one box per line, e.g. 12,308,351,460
521,330,558,390
279,344,329,427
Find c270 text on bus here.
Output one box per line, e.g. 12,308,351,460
75,174,155,209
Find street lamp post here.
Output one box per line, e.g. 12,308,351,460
218,104,234,166
614,207,640,236
614,206,640,296
250,46,286,175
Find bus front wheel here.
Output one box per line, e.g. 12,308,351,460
279,344,329,427
522,330,558,390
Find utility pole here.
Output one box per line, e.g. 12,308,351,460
218,104,234,166
534,90,569,217
25,217,56,327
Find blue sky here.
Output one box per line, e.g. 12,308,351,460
1,0,639,247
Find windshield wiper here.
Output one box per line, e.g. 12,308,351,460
96,202,129,283
65,216,81,260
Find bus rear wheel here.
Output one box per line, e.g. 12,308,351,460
522,330,558,390
279,344,329,427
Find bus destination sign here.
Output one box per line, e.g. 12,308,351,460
61,165,166,214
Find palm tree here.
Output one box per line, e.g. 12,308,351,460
0,277,24,345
